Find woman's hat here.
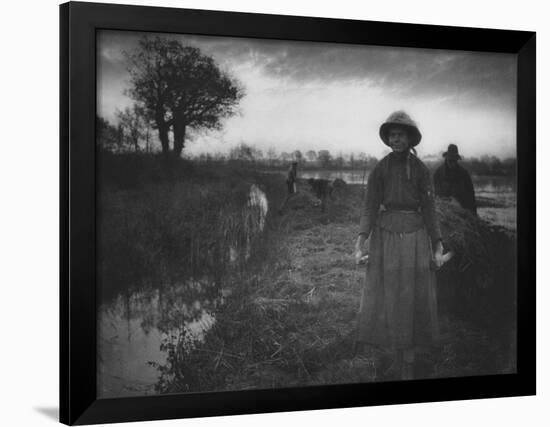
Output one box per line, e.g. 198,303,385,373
379,110,422,147
442,144,462,160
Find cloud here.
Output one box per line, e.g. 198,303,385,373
182,36,516,110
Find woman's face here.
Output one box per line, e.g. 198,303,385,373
388,127,410,153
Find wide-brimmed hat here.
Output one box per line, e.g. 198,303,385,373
442,144,462,160
379,110,422,147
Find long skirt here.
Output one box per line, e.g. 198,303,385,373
356,225,439,350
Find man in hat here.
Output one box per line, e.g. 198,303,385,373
433,144,477,215
277,161,299,215
286,161,298,195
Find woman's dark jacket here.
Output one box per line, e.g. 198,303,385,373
359,152,442,245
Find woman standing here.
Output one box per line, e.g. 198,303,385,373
354,111,446,380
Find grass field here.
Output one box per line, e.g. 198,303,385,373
97,156,517,396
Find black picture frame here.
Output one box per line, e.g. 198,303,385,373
60,1,536,425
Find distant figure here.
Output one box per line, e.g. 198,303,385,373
433,144,477,215
286,161,298,195
278,162,299,215
307,178,332,212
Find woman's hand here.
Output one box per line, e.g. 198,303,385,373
433,241,445,269
355,247,367,265
355,235,369,265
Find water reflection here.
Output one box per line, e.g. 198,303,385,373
299,170,369,185
298,169,516,194
98,284,219,398
98,184,268,398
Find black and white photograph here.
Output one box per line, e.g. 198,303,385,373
96,29,518,397
2,0,547,426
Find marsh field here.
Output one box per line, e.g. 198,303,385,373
97,154,517,398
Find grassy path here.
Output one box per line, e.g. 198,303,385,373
226,183,513,388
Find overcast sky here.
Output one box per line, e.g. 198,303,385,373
97,30,517,159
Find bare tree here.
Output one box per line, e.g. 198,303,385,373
266,147,278,167
229,143,254,161
116,104,147,152
335,151,344,170
317,150,332,168
305,150,317,163
293,150,303,163
280,152,292,164
97,116,120,152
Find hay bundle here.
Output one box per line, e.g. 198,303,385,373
284,192,318,210
437,199,514,288
435,199,516,323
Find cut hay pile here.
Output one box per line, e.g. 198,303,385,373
283,191,320,210
435,200,516,325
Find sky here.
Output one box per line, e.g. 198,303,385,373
97,30,517,159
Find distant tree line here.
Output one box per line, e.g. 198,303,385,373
98,124,516,177
182,143,379,171
192,143,516,176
